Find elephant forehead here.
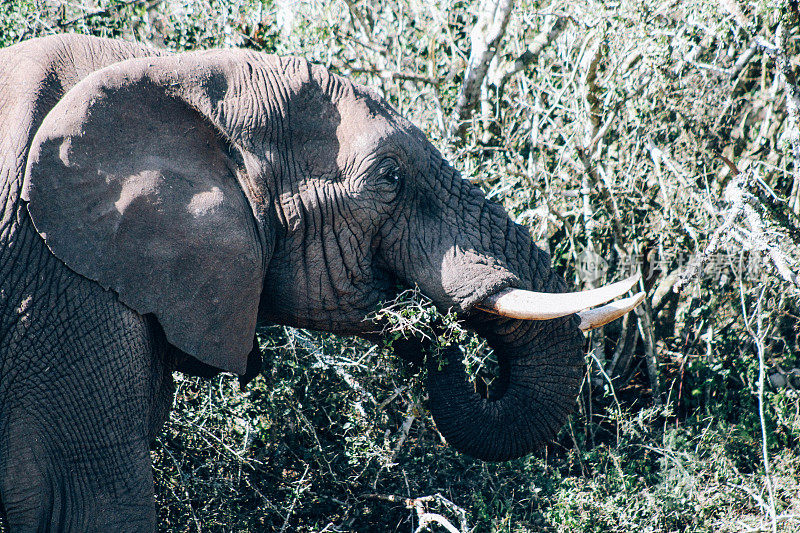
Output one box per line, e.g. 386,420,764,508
340,123,393,154
335,112,422,166
334,88,407,143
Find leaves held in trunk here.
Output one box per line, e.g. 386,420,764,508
426,312,585,462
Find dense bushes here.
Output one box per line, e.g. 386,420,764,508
3,0,800,531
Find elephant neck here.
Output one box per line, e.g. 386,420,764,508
0,44,67,343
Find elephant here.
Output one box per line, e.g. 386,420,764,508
0,34,641,530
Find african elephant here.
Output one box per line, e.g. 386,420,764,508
0,34,640,531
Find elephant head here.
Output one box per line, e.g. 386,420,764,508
22,46,639,461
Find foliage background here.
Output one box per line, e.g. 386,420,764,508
2,0,800,531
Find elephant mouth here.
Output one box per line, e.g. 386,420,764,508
366,271,644,339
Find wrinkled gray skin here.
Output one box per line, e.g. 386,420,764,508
0,35,584,531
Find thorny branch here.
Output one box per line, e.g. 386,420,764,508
675,168,800,292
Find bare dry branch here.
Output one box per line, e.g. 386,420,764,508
362,493,469,533
492,15,569,91
57,0,162,28
447,0,514,141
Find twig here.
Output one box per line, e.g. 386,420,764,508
718,0,752,31
743,199,800,287
362,493,469,533
342,0,373,36
159,442,202,533
345,66,440,85
589,351,622,443
674,181,745,292
729,41,759,80
279,464,310,533
574,36,626,252
391,403,417,461
728,2,800,213
309,344,377,417
170,417,264,466
576,146,626,247
673,159,800,292
740,282,776,533
773,24,800,211
646,139,720,216
377,385,408,410
749,175,800,246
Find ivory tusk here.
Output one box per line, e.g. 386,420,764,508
475,273,641,320
577,292,646,331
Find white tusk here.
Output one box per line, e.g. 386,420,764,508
577,292,646,331
475,273,641,320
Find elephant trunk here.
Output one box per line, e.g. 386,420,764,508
423,209,586,460
426,311,584,461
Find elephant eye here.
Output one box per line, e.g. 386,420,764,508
379,162,403,187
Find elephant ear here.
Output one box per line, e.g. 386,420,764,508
22,55,270,375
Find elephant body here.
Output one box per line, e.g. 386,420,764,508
0,36,176,530
0,35,584,530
